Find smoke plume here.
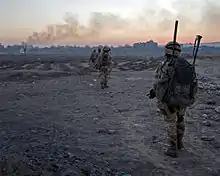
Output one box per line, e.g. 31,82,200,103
26,0,220,45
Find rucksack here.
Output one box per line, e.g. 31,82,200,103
90,52,97,63
101,52,110,66
162,57,197,108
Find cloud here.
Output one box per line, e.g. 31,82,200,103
26,0,220,45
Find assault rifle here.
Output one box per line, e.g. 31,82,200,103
147,20,179,99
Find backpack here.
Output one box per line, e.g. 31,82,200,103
101,52,110,66
162,57,197,108
90,52,97,63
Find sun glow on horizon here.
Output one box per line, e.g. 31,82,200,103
0,0,219,45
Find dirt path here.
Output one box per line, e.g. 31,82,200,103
0,59,220,175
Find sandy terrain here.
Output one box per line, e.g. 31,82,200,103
0,54,219,176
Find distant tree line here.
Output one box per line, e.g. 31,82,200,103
0,40,220,57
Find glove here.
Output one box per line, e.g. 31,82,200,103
149,89,156,99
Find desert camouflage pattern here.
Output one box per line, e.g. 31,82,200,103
97,52,113,88
164,47,181,57
153,56,198,152
157,99,186,151
89,50,98,68
154,57,198,105
153,58,170,102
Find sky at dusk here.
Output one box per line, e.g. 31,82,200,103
0,0,219,45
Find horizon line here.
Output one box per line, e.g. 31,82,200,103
1,40,220,47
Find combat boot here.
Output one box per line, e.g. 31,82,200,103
104,82,109,88
177,133,185,150
101,82,105,89
164,136,178,158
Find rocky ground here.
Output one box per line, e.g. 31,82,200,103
0,54,219,176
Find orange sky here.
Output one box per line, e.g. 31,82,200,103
0,22,219,45
0,0,220,45
1,23,218,46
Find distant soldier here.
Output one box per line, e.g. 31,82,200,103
20,42,27,55
94,46,102,69
89,49,98,67
23,44,27,55
97,45,113,89
97,46,102,55
148,41,198,157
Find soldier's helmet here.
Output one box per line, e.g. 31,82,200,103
164,41,181,57
103,45,110,52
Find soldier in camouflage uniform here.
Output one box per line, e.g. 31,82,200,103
97,45,113,89
89,49,98,67
95,47,102,69
97,46,102,55
149,41,198,157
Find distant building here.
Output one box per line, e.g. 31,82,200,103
133,40,158,50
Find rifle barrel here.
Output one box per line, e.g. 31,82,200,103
173,20,178,43
172,20,178,57
193,35,202,65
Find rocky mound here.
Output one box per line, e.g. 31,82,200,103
0,56,164,82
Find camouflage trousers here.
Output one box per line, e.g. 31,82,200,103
89,60,97,69
99,66,109,87
157,101,186,148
